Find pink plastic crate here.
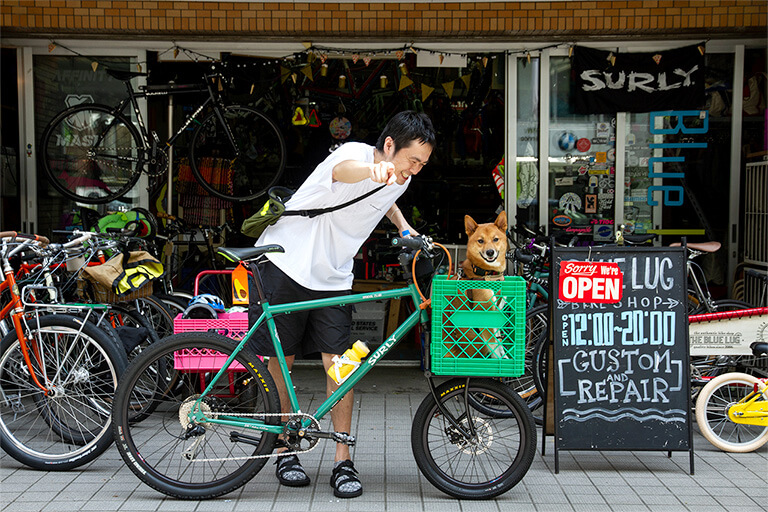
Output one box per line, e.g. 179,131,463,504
173,347,245,371
173,312,249,339
173,312,250,372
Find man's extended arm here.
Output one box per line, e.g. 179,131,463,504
333,160,398,185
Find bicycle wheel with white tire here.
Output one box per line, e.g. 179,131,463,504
0,314,127,470
411,378,536,499
40,104,144,204
189,105,285,202
695,372,768,453
112,332,280,499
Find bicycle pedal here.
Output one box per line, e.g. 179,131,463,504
331,432,356,446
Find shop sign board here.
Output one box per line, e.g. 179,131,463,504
549,245,693,474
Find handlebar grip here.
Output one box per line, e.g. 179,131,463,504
156,212,177,221
391,237,424,250
514,248,536,264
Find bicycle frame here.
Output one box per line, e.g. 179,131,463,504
727,380,768,426
187,283,428,434
106,72,236,157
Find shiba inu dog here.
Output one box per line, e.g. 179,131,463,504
446,211,508,359
461,211,508,282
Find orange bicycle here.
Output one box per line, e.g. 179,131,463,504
0,231,128,470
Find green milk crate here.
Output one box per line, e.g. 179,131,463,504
430,275,527,377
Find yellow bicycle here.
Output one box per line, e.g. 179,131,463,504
695,342,768,452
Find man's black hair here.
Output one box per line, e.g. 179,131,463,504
375,110,436,153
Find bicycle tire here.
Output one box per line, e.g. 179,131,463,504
532,327,549,403
108,304,167,423
154,293,188,318
189,105,286,202
411,378,535,499
695,372,768,453
40,104,144,204
112,332,280,499
692,299,753,315
0,314,127,470
127,295,175,340
471,305,547,424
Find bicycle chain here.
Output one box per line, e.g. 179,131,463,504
184,411,321,463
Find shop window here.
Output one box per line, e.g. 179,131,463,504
516,57,540,231
33,55,137,236
147,51,507,248
548,56,617,244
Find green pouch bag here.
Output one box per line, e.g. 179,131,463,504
241,187,293,239
241,184,386,239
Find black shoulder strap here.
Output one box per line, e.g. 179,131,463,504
282,185,387,219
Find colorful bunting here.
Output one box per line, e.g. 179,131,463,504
301,64,313,81
421,83,434,102
398,75,413,91
442,81,455,98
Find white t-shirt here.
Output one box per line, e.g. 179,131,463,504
257,142,409,291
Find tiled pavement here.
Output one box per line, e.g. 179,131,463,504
2,364,766,512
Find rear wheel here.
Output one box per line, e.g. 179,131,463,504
189,106,285,202
40,104,143,204
411,378,535,499
112,332,280,499
0,314,126,470
695,372,768,453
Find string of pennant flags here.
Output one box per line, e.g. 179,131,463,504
46,39,706,104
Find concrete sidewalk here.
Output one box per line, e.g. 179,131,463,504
2,365,766,512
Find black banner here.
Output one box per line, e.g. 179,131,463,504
573,44,705,114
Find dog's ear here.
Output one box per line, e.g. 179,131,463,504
494,211,507,233
464,215,478,236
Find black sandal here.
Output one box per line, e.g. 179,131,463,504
275,454,310,487
330,460,363,498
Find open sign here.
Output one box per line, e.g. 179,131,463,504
558,261,623,303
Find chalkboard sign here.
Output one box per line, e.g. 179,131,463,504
551,246,693,473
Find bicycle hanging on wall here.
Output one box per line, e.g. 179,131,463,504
39,62,286,205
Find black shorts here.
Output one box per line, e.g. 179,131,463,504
247,260,352,358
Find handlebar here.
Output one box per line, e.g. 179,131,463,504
0,232,50,246
391,236,428,251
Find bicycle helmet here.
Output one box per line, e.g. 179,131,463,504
182,294,226,319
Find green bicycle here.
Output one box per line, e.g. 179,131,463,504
111,236,535,500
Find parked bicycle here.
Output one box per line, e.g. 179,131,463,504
112,235,536,500
695,341,768,453
0,231,128,470
39,62,286,204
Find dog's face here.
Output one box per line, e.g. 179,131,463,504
464,211,508,271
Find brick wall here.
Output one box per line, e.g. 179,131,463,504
1,1,766,40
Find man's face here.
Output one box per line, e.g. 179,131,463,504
383,137,433,185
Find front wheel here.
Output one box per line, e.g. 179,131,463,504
695,372,768,453
112,332,280,499
411,378,536,499
0,314,127,470
40,104,143,204
189,106,286,202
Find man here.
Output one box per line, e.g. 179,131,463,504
249,110,435,498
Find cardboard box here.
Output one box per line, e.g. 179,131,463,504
350,300,388,345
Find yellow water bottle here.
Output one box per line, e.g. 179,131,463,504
327,341,370,385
